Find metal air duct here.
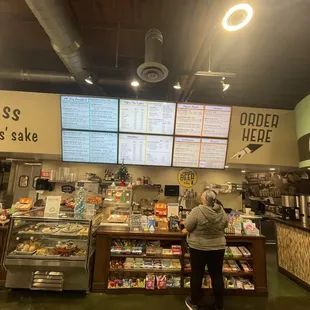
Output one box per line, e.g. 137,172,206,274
137,29,169,83
0,69,129,86
25,0,99,92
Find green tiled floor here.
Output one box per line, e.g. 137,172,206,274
0,245,309,310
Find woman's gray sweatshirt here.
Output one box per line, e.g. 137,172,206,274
184,204,228,251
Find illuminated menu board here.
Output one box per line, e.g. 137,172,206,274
173,137,227,169
119,99,176,135
62,130,118,164
118,134,173,166
175,103,231,138
61,96,119,132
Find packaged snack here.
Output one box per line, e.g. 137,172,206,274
123,278,131,288
228,260,241,272
184,259,191,272
240,261,253,272
171,259,181,269
162,249,173,256
131,277,138,288
124,258,134,269
171,245,182,255
143,258,153,269
172,275,181,288
137,277,146,288
153,259,162,269
134,258,144,269
146,274,155,290
238,246,252,258
141,215,148,232
162,259,172,269
229,246,243,258
156,274,167,289
166,274,174,288
184,277,191,288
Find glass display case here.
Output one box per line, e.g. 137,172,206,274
4,208,100,291
100,187,133,231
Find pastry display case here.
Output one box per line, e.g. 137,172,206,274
4,208,100,291
100,187,133,231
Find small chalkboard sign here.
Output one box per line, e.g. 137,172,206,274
61,185,75,193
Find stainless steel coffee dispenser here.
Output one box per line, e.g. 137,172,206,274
299,195,309,224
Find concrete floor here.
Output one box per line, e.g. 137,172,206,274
0,245,309,310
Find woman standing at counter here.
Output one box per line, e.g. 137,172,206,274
184,190,228,310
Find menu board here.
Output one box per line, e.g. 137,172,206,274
62,130,118,163
61,96,119,131
119,99,176,135
173,137,227,169
119,134,173,166
175,103,231,138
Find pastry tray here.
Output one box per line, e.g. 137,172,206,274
12,250,37,255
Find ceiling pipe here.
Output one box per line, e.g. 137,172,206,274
24,0,103,94
0,69,130,86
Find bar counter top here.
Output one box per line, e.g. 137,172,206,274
273,218,310,233
96,228,265,239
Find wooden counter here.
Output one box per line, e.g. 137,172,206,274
274,219,310,291
92,229,267,295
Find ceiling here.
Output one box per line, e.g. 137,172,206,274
0,0,310,110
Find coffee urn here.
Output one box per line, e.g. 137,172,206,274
281,195,296,220
299,195,310,224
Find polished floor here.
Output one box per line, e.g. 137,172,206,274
0,246,309,310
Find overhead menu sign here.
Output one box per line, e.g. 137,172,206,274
62,130,118,164
119,99,176,135
175,103,231,138
119,134,173,166
61,96,119,131
173,137,227,169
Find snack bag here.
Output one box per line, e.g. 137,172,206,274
145,273,155,290
156,274,166,289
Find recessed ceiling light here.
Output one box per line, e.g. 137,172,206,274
241,170,246,173
222,3,254,32
225,165,229,168
131,79,140,87
270,168,276,171
173,81,181,89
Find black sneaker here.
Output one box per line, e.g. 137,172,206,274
185,296,198,310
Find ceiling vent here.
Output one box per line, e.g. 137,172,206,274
137,29,169,83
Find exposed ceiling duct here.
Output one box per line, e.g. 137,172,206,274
24,0,102,94
137,29,169,83
0,69,129,86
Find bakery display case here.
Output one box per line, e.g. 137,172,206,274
4,208,100,291
100,187,133,231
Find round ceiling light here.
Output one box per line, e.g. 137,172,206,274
222,3,254,32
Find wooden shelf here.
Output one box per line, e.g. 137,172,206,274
109,268,181,273
110,254,182,259
184,270,254,276
184,254,252,261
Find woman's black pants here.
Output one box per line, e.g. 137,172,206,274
190,247,225,309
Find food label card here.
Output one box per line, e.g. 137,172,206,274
44,196,61,218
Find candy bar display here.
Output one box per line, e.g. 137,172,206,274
110,239,182,257
109,257,181,271
185,275,255,290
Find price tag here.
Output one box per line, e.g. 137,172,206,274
44,196,61,218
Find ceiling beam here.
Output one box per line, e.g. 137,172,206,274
176,0,231,102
